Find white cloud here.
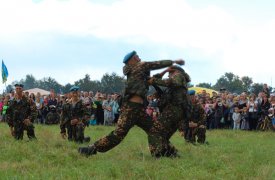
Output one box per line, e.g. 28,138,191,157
0,0,237,54
0,0,274,86
222,20,275,83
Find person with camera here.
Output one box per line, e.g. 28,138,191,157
78,50,185,156
6,84,37,140
213,97,226,129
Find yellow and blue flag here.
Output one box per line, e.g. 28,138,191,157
2,60,9,84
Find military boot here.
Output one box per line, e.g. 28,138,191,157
78,145,97,156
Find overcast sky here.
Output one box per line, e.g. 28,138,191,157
1,0,275,91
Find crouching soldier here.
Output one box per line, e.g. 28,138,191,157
185,90,207,144
6,84,37,140
60,86,90,143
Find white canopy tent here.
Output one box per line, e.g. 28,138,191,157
24,88,50,96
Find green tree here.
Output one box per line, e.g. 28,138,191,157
74,74,103,92
251,83,264,95
37,77,63,93
241,76,253,92
24,74,37,90
196,83,212,89
101,72,125,94
5,84,14,94
213,72,248,94
74,74,93,92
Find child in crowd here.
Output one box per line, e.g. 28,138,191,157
89,114,97,125
232,107,241,130
241,107,249,130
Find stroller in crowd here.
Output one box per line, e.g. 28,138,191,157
45,105,60,125
257,107,275,131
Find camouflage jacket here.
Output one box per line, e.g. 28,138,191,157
6,96,37,127
60,99,90,133
190,102,206,126
152,72,188,105
123,60,173,100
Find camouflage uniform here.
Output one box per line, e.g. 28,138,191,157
149,69,190,157
6,96,37,140
186,102,206,144
60,99,90,143
79,59,174,155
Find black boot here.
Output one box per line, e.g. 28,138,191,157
78,145,97,156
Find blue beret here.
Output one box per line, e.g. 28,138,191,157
123,51,136,64
188,90,196,95
70,86,79,92
14,84,24,88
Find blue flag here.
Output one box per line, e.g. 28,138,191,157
2,60,9,84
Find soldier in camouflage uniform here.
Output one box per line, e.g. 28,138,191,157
78,50,185,156
6,84,37,140
185,90,207,144
60,96,73,141
60,86,90,143
147,65,191,157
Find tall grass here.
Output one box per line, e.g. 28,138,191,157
0,123,274,179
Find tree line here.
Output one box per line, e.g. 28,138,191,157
5,73,126,94
5,72,274,95
196,72,274,95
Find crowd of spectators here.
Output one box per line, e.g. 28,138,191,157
0,89,121,126
145,83,275,131
1,83,274,131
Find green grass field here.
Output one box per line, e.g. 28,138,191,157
0,123,274,180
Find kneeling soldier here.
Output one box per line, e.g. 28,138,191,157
6,84,37,140
60,86,90,143
185,90,207,144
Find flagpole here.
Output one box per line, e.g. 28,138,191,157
4,82,6,94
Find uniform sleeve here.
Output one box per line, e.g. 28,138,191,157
81,103,91,123
143,60,173,71
29,101,37,123
60,105,67,134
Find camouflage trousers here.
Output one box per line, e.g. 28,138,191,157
185,127,206,144
71,123,85,143
14,122,36,140
148,104,185,157
93,102,153,152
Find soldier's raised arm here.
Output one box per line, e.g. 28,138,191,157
143,59,185,71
